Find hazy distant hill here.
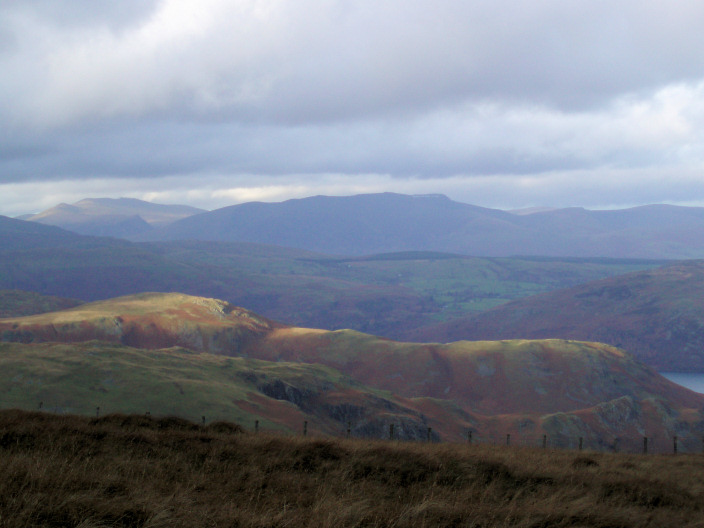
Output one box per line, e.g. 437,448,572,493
135,193,704,259
408,260,704,372
1,292,702,445
26,197,204,238
0,214,232,302
0,215,100,250
135,193,514,254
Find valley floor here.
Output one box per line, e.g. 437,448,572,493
1,410,703,527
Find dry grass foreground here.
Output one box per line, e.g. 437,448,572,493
1,410,704,528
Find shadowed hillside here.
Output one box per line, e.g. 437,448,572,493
408,260,704,371
0,215,661,337
0,290,83,317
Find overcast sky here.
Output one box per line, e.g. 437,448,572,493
2,0,704,216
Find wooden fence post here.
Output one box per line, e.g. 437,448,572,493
96,406,100,418
427,427,432,443
38,401,43,410
303,420,308,437
506,433,511,446
202,416,206,426
643,436,648,454
542,434,547,449
255,420,259,434
347,422,351,438
468,430,473,444
389,423,394,440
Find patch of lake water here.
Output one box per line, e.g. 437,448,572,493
660,372,704,394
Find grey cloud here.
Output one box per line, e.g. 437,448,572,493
5,1,704,130
3,1,704,213
3,87,699,186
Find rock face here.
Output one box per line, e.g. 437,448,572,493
1,292,703,445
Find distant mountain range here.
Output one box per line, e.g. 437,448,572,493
17,193,704,259
130,193,704,259
1,292,701,445
23,198,204,238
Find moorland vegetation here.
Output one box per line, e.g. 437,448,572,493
1,409,703,527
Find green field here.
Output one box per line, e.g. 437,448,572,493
147,242,664,335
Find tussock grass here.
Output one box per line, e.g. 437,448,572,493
0,410,703,527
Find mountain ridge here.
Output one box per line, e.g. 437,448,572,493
2,291,702,445
131,193,704,259
17,192,704,258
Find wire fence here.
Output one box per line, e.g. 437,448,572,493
277,420,704,455
31,402,704,455
462,432,704,455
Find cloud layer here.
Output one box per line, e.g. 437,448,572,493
2,1,704,215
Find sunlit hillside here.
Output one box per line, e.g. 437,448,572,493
2,292,702,449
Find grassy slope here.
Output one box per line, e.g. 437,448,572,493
1,410,704,527
0,292,278,353
0,341,439,438
2,292,703,447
